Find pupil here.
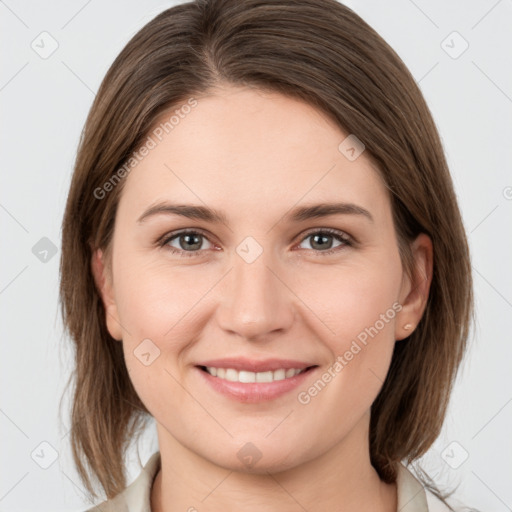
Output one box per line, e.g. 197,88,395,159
181,234,201,250
312,234,332,250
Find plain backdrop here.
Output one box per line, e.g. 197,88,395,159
1,1,511,511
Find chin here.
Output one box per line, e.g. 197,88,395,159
208,443,307,475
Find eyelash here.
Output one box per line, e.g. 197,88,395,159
157,227,354,258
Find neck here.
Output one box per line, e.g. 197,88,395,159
151,414,397,512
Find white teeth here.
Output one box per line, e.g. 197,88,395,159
239,370,256,383
205,366,305,382
273,369,286,381
256,371,273,383
225,368,238,382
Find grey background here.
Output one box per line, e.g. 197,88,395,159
1,0,511,510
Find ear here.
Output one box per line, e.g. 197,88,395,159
91,248,123,341
395,233,433,341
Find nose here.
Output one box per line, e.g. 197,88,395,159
215,250,295,342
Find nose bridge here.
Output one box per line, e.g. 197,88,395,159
216,243,294,339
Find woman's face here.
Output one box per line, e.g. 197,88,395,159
95,84,429,473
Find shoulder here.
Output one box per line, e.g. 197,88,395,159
425,489,452,512
398,463,468,512
395,462,457,512
82,451,161,512
82,490,130,512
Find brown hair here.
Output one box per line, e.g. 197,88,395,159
59,0,473,506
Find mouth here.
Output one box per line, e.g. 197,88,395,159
194,364,319,403
196,365,317,383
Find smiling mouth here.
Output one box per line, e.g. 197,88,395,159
197,365,317,383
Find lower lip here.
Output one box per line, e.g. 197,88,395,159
195,366,317,403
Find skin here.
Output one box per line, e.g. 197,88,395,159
92,83,433,512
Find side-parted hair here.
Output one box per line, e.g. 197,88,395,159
59,0,473,506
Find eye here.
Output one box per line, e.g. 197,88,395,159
159,229,214,257
296,228,352,255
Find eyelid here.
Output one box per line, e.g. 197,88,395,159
156,227,213,245
293,227,354,255
297,226,353,245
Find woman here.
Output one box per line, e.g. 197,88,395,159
59,0,473,510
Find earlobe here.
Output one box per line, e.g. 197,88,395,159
395,233,433,341
91,248,123,341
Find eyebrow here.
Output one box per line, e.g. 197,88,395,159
136,201,373,225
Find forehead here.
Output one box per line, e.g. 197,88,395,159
117,85,390,224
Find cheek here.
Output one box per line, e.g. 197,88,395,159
295,258,401,399
291,264,401,439
114,252,208,339
111,252,205,400
296,257,401,347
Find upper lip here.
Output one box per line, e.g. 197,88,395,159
196,357,317,373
